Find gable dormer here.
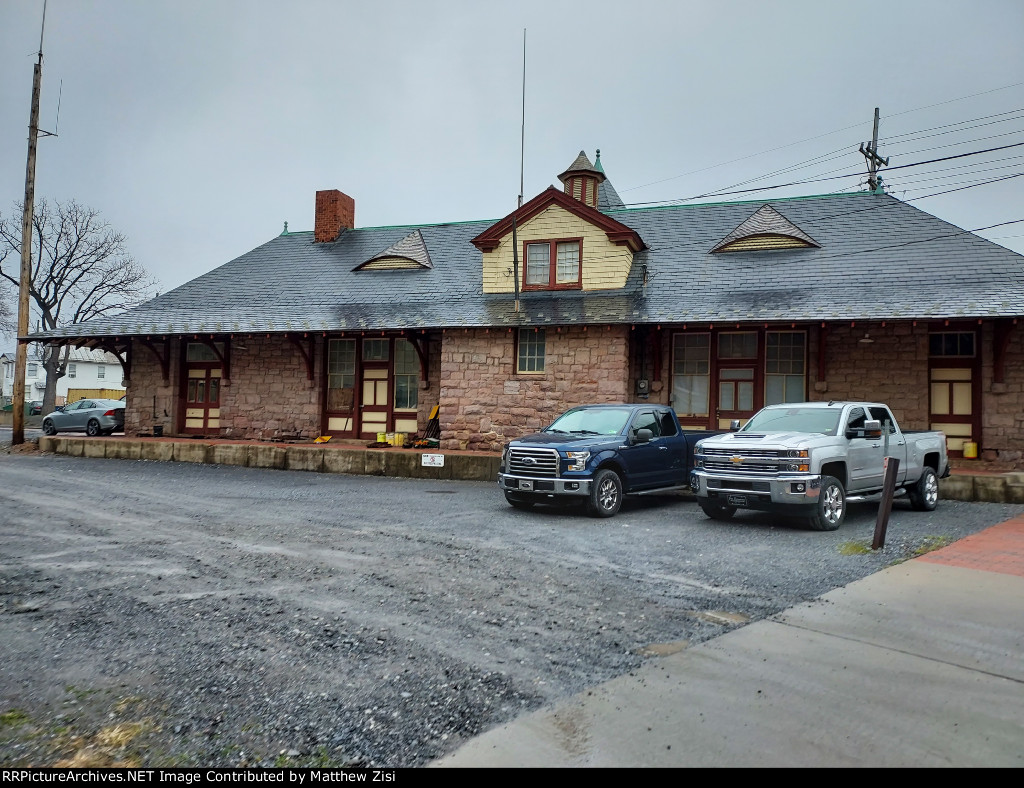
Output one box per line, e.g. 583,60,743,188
472,174,644,294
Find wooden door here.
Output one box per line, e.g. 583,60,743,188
716,365,756,429
183,366,221,433
359,362,391,440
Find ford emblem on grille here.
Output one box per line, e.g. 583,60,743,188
522,457,537,465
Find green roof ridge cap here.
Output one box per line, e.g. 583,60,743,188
603,190,875,215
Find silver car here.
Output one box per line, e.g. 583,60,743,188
42,399,125,437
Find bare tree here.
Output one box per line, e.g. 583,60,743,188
0,199,156,414
0,283,14,339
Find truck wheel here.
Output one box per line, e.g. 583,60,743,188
504,492,535,510
586,469,622,518
908,467,939,511
699,501,736,521
807,475,846,531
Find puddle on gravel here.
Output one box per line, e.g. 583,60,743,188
636,610,751,656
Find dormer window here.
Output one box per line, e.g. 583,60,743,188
711,204,820,253
524,239,581,289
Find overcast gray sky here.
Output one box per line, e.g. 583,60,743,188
2,0,1023,336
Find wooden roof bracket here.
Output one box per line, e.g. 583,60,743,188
94,340,132,386
993,318,1016,384
287,333,316,382
140,338,171,386
404,331,430,387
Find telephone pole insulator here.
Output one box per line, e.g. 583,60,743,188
860,107,889,194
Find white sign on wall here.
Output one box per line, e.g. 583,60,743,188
421,453,444,467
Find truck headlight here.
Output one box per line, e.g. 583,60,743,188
565,450,590,471
787,463,810,472
788,449,809,458
501,444,510,472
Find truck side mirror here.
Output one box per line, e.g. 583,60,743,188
864,419,883,438
730,419,741,431
633,428,653,444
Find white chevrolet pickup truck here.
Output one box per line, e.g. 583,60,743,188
691,401,950,530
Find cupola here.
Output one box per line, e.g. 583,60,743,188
558,150,606,209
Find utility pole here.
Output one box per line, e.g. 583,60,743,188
12,1,48,446
859,107,889,194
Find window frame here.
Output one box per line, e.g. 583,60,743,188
521,238,583,291
516,328,546,374
326,338,357,413
393,338,419,411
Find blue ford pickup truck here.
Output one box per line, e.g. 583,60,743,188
498,404,727,518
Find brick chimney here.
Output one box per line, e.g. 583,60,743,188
314,189,355,243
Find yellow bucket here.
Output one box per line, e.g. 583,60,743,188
963,441,978,459
377,432,387,444
386,432,395,445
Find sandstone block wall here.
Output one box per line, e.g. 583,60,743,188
438,326,630,451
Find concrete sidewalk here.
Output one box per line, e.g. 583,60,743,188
432,517,1024,768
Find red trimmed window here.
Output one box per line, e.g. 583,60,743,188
524,239,581,290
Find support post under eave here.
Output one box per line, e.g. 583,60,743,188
405,331,430,387
817,323,829,382
287,334,316,382
95,339,131,386
140,338,171,386
993,318,1016,384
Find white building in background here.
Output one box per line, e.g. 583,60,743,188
1,347,125,405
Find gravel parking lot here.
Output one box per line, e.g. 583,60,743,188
2,447,1022,768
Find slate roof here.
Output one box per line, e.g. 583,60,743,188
28,191,1024,342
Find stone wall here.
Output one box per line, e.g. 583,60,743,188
439,326,630,451
980,321,1024,462
124,338,180,436
218,336,321,440
814,323,931,428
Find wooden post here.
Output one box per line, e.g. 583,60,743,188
872,456,900,550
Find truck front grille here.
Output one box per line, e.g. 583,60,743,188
700,447,786,476
508,447,560,478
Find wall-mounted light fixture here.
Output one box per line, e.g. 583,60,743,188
858,332,874,344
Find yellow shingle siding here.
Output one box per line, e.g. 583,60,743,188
359,256,423,270
717,234,812,252
481,204,633,293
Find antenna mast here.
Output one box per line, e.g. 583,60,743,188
12,0,48,446
511,29,526,314
518,28,526,209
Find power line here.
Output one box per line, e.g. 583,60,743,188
622,142,1024,206
621,83,1024,195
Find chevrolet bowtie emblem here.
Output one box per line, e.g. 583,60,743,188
730,456,744,464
